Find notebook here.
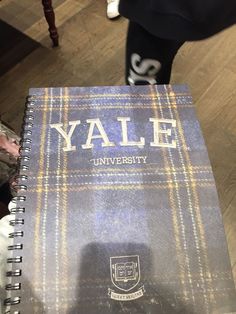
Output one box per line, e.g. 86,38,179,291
4,85,236,313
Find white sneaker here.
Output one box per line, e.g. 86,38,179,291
107,0,120,19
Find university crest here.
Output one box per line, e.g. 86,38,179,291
108,255,145,301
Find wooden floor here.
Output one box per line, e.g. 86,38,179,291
0,0,236,282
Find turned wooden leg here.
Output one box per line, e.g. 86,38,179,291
42,0,59,47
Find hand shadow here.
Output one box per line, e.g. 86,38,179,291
67,242,190,314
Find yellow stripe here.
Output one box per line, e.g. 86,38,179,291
34,88,48,311
150,85,188,297
168,85,215,306
27,181,215,193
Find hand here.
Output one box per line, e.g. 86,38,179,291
0,134,20,158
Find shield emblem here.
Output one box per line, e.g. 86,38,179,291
110,255,140,292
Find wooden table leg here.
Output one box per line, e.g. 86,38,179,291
42,0,59,47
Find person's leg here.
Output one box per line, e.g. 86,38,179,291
126,21,184,85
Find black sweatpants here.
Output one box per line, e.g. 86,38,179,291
126,21,184,85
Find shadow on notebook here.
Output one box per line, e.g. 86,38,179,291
68,242,189,314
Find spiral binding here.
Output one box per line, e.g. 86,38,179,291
4,95,35,314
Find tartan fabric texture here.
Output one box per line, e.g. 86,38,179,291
8,85,236,313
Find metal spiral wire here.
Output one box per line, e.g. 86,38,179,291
4,95,35,313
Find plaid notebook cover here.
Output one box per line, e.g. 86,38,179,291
6,85,236,313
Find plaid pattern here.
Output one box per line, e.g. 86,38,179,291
9,85,236,313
